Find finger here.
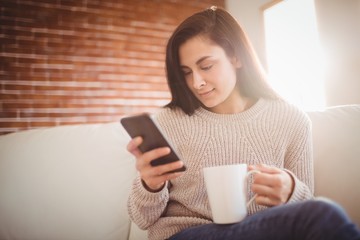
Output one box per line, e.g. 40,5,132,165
248,165,256,171
255,164,282,174
135,146,173,172
252,173,292,204
136,147,179,182
141,147,172,165
127,136,143,157
140,158,184,181
252,183,274,197
253,172,281,187
252,183,283,203
256,195,275,207
148,160,185,177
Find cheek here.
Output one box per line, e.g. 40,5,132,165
218,65,238,85
226,64,238,83
221,69,238,94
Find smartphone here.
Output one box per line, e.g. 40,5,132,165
120,113,186,172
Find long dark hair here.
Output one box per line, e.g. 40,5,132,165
165,6,279,115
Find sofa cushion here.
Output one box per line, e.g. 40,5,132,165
0,122,136,240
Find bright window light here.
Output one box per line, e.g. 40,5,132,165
264,0,326,111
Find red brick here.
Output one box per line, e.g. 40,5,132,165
0,0,225,134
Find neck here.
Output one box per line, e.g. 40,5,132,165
208,95,257,114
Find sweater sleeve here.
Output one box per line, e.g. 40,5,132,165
127,175,170,230
284,113,314,202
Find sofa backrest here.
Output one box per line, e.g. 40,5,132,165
0,122,137,240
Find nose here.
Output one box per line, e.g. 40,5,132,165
192,71,206,89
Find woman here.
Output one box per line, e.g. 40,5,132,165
127,6,360,240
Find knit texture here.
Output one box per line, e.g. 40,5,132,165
127,98,314,240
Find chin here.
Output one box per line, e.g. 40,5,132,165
202,102,219,110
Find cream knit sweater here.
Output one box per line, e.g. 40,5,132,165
127,98,314,240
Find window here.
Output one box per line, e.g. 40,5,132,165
263,0,326,110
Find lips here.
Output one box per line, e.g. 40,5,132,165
198,88,215,97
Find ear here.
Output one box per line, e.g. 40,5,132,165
231,57,242,69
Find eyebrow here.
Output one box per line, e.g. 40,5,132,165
180,56,212,69
196,56,212,65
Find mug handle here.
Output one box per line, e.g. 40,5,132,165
246,169,261,208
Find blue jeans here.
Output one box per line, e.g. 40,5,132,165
169,198,360,240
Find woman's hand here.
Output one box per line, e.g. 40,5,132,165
249,164,294,207
127,136,185,192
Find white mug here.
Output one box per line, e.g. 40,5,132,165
203,164,259,224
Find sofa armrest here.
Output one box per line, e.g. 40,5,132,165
307,105,360,227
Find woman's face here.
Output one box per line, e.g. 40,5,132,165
179,35,242,114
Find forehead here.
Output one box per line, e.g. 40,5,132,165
178,35,226,66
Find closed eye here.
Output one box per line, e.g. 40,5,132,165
201,65,213,71
183,70,192,76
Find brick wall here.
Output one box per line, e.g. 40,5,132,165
0,0,224,135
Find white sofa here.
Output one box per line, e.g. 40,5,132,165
0,105,359,240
